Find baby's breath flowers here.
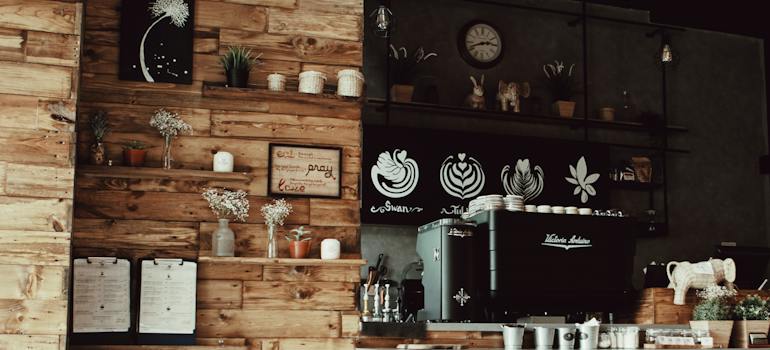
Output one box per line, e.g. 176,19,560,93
692,285,737,321
150,109,192,137
260,199,293,226
202,188,250,222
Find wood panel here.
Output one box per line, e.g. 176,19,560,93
219,30,362,67
299,0,363,15
198,261,263,281
0,299,68,335
72,219,198,252
0,128,73,167
0,0,81,35
262,265,359,283
0,230,70,266
242,281,354,310
0,198,72,232
78,102,212,136
70,347,247,350
4,163,74,199
198,280,243,309
0,94,38,130
196,309,340,338
340,311,360,338
267,9,361,42
0,334,61,350
210,111,360,146
195,0,267,31
309,199,360,227
260,338,355,350
0,61,73,98
0,265,66,300
0,28,24,62
25,30,80,67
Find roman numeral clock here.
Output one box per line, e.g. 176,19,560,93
458,20,504,69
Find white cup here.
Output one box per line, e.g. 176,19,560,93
502,324,525,349
535,327,555,348
565,206,579,215
552,206,565,214
320,239,340,260
557,327,576,349
537,205,552,213
578,325,600,350
525,205,537,212
213,151,234,172
578,208,593,216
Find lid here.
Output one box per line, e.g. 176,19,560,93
337,69,364,81
299,70,327,80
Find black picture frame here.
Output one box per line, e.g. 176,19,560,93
268,143,343,199
457,20,505,69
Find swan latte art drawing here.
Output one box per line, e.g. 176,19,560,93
501,159,544,202
371,149,420,198
440,153,485,199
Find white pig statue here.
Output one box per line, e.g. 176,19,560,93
666,258,736,305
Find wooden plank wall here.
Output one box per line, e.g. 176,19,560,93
0,0,82,349
74,0,363,349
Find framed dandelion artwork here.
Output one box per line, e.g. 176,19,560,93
119,0,195,84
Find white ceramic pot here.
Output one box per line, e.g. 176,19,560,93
213,151,234,172
320,239,341,260
298,71,326,94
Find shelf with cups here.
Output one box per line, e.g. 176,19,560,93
77,165,253,183
202,81,364,104
198,256,367,267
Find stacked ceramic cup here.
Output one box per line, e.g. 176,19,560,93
504,195,524,211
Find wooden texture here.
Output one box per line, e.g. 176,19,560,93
0,265,66,300
0,334,61,350
0,299,68,335
72,0,363,347
357,330,505,349
631,288,770,324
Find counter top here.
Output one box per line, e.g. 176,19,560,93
198,256,367,266
362,322,694,334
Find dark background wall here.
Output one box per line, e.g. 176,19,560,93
360,0,769,290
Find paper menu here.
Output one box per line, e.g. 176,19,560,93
73,257,131,333
139,259,197,334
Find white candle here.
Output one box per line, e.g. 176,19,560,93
321,239,341,260
213,151,234,172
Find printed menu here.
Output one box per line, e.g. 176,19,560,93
73,257,131,333
138,259,197,334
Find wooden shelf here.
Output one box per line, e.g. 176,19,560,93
202,81,363,104
71,346,247,350
608,181,663,191
77,165,253,183
198,256,368,266
366,98,688,133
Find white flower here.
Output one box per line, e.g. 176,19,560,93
260,199,293,226
697,285,737,301
565,156,600,203
149,109,193,138
150,0,189,28
202,188,250,222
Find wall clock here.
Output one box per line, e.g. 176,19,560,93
458,20,504,69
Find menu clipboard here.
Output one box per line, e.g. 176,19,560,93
137,258,197,345
71,257,133,345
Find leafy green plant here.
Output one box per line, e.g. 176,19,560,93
220,46,262,72
90,110,109,143
123,140,147,150
543,60,577,101
692,285,737,321
285,226,312,242
735,295,770,320
389,45,438,85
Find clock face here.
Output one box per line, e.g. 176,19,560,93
459,22,503,68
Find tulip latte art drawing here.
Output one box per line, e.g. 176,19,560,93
371,149,419,198
440,153,485,199
501,159,544,202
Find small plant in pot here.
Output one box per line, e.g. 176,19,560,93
690,285,737,348
220,46,262,88
731,294,770,348
543,60,577,117
286,226,312,259
122,140,147,167
389,45,437,102
89,110,110,165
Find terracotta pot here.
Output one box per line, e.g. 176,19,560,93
90,142,106,165
731,320,770,348
288,240,311,259
552,100,576,118
123,149,146,167
390,84,414,102
690,320,734,348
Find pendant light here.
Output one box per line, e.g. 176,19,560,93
369,5,394,38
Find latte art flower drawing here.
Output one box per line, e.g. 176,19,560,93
565,156,600,203
440,153,485,199
501,159,544,202
371,149,419,198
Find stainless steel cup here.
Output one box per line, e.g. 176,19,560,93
578,325,600,350
557,327,576,349
502,324,525,349
535,326,555,348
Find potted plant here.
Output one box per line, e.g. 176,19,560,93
220,46,262,88
89,110,109,165
690,285,737,348
122,140,147,167
149,108,192,169
543,60,577,117
202,188,250,257
286,226,312,259
731,294,770,348
389,45,438,102
260,199,293,258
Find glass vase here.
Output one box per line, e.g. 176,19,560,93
212,219,235,257
266,223,278,258
162,135,173,169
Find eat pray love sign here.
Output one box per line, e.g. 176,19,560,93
268,144,342,198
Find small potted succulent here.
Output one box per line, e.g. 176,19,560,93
220,46,262,88
122,140,147,167
690,285,737,348
89,110,109,165
543,60,577,117
286,226,311,259
731,294,770,348
389,45,437,102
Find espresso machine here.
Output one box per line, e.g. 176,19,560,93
416,218,480,321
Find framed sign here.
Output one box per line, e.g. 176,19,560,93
268,144,342,198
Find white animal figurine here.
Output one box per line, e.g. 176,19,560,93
465,75,485,110
497,80,531,112
666,258,736,305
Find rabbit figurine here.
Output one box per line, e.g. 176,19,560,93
465,75,486,110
